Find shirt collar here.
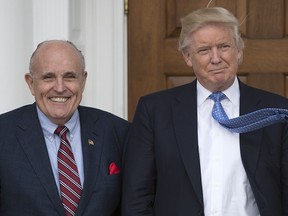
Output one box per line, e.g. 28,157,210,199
197,77,240,106
36,106,79,141
223,78,240,106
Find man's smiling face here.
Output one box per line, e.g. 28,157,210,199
25,41,87,125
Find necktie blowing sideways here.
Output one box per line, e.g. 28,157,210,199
209,92,288,133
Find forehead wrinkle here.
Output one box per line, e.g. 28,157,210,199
190,26,234,49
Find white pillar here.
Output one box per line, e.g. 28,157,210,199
33,0,69,46
79,0,127,119
0,0,34,113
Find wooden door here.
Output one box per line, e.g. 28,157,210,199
128,0,288,120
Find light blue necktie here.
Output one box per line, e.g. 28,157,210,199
209,92,288,133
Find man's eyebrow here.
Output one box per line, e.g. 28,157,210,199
41,72,55,76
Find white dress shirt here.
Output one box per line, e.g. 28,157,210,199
197,78,260,216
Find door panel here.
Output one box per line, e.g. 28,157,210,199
128,0,288,120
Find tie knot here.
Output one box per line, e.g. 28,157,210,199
55,126,68,137
209,91,226,102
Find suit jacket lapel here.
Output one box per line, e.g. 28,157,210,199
238,80,266,209
172,81,204,207
76,107,103,215
17,104,65,216
239,81,263,174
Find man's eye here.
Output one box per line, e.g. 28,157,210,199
198,49,209,55
65,74,77,80
220,44,231,50
42,75,54,80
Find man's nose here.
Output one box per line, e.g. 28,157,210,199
210,47,221,64
54,78,66,92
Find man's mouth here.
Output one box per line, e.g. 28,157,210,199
210,68,225,73
50,97,69,102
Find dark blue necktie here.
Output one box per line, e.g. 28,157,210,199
209,92,288,133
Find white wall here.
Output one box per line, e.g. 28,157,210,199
0,0,127,119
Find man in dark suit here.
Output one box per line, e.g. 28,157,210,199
0,40,129,215
122,7,288,216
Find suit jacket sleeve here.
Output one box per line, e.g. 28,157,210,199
122,97,156,216
282,124,288,215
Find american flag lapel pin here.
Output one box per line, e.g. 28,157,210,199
88,139,94,145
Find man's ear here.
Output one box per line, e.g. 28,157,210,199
81,71,88,92
24,73,35,96
182,51,193,67
237,50,243,64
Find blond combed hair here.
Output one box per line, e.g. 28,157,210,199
178,7,244,53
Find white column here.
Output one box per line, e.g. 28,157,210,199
80,0,127,119
33,0,69,46
0,0,34,113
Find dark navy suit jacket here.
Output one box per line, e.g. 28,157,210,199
122,79,288,216
0,104,129,216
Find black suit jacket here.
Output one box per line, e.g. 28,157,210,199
0,104,129,216
122,79,288,216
